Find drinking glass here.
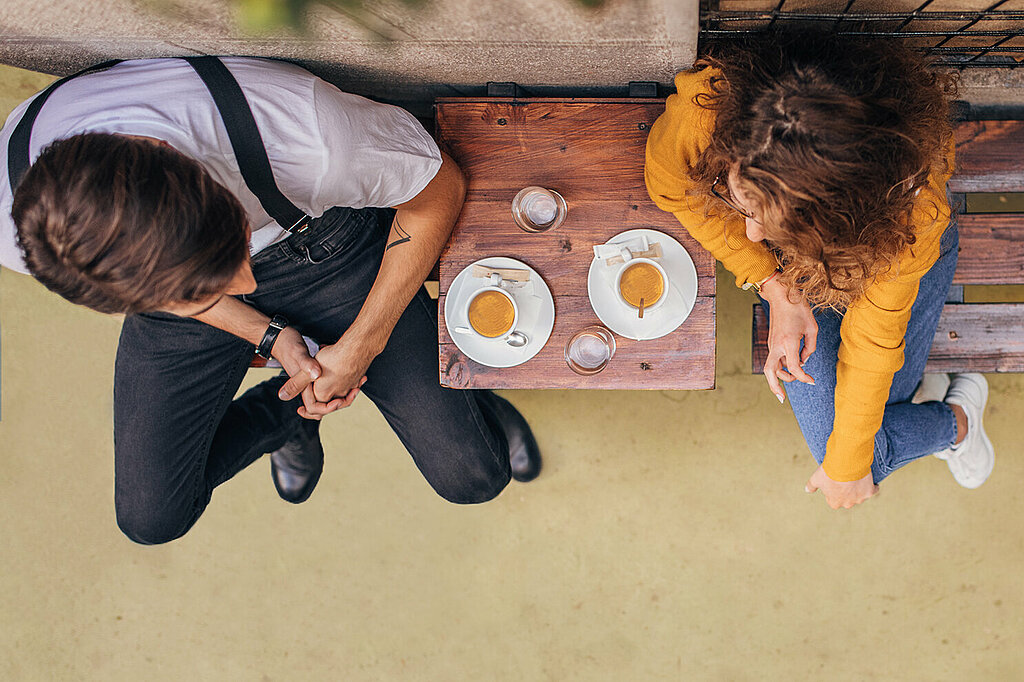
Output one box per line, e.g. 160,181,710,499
511,186,567,232
564,325,616,375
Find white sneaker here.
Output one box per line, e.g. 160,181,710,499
936,373,994,489
912,373,950,404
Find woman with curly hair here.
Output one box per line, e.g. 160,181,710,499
645,32,994,509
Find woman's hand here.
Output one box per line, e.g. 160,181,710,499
806,466,879,509
761,277,818,403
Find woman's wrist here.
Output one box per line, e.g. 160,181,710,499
758,273,790,303
743,268,782,295
758,269,781,291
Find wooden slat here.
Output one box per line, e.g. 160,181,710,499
436,99,716,390
439,200,716,298
437,100,661,203
950,120,1024,193
751,304,770,376
437,113,1022,194
931,304,1024,372
954,213,1024,285
751,303,1024,374
439,296,715,390
436,97,662,104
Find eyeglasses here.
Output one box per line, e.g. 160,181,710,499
711,174,758,222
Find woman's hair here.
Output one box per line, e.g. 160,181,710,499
691,32,958,309
12,133,249,314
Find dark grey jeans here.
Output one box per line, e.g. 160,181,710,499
113,207,511,544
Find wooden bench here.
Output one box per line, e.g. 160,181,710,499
752,119,1024,374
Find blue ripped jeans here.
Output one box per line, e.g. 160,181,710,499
761,221,959,483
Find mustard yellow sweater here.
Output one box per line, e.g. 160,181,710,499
645,69,954,481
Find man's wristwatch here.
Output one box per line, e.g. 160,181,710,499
256,315,289,359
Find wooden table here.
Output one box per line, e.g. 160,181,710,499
435,97,716,390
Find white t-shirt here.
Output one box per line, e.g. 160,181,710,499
0,57,442,274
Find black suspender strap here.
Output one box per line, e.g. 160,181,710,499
7,56,311,235
182,56,310,234
7,59,124,194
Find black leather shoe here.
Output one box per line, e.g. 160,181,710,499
270,419,324,504
480,393,542,483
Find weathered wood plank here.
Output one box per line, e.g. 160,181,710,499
440,295,715,390
438,109,1024,195
437,100,663,203
439,200,716,298
955,213,1024,285
930,304,1024,373
950,120,1024,193
436,99,716,390
751,303,1024,374
436,97,663,104
751,304,769,376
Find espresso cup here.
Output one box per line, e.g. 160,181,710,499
462,286,519,340
614,257,669,312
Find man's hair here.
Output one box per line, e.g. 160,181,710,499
691,32,958,310
12,132,249,314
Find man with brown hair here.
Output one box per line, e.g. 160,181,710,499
1,57,541,544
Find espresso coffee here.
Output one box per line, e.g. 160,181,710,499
619,262,664,308
468,289,515,337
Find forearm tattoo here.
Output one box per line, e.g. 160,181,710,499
385,217,412,252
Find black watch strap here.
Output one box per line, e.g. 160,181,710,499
256,315,288,359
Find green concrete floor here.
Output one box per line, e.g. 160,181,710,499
2,66,1022,682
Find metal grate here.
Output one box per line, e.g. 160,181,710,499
699,1,1024,67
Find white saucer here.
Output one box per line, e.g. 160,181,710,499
587,229,698,341
444,257,555,368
